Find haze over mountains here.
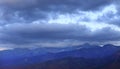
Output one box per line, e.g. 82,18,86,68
0,44,120,69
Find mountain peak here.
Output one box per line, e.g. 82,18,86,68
103,44,115,47
82,43,91,46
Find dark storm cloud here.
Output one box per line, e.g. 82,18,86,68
0,8,48,25
0,23,120,45
0,23,90,44
0,0,120,47
0,0,112,24
89,27,120,41
0,0,111,11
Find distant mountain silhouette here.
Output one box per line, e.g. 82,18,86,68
3,51,120,69
0,44,120,69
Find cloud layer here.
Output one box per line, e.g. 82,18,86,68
0,23,120,47
0,0,112,24
0,0,120,47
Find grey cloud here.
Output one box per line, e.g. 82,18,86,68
0,9,48,25
97,1,120,27
0,0,112,25
0,0,119,47
0,23,120,46
90,27,120,41
97,11,120,27
0,0,111,11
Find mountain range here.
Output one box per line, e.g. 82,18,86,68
0,44,120,69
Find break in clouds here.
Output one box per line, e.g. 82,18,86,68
0,0,120,48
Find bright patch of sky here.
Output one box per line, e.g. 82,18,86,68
0,47,12,51
44,4,120,31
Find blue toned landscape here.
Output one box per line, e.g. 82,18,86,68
0,44,120,69
0,0,120,69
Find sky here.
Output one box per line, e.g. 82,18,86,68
0,0,120,48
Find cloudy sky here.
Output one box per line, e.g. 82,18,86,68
0,0,120,48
